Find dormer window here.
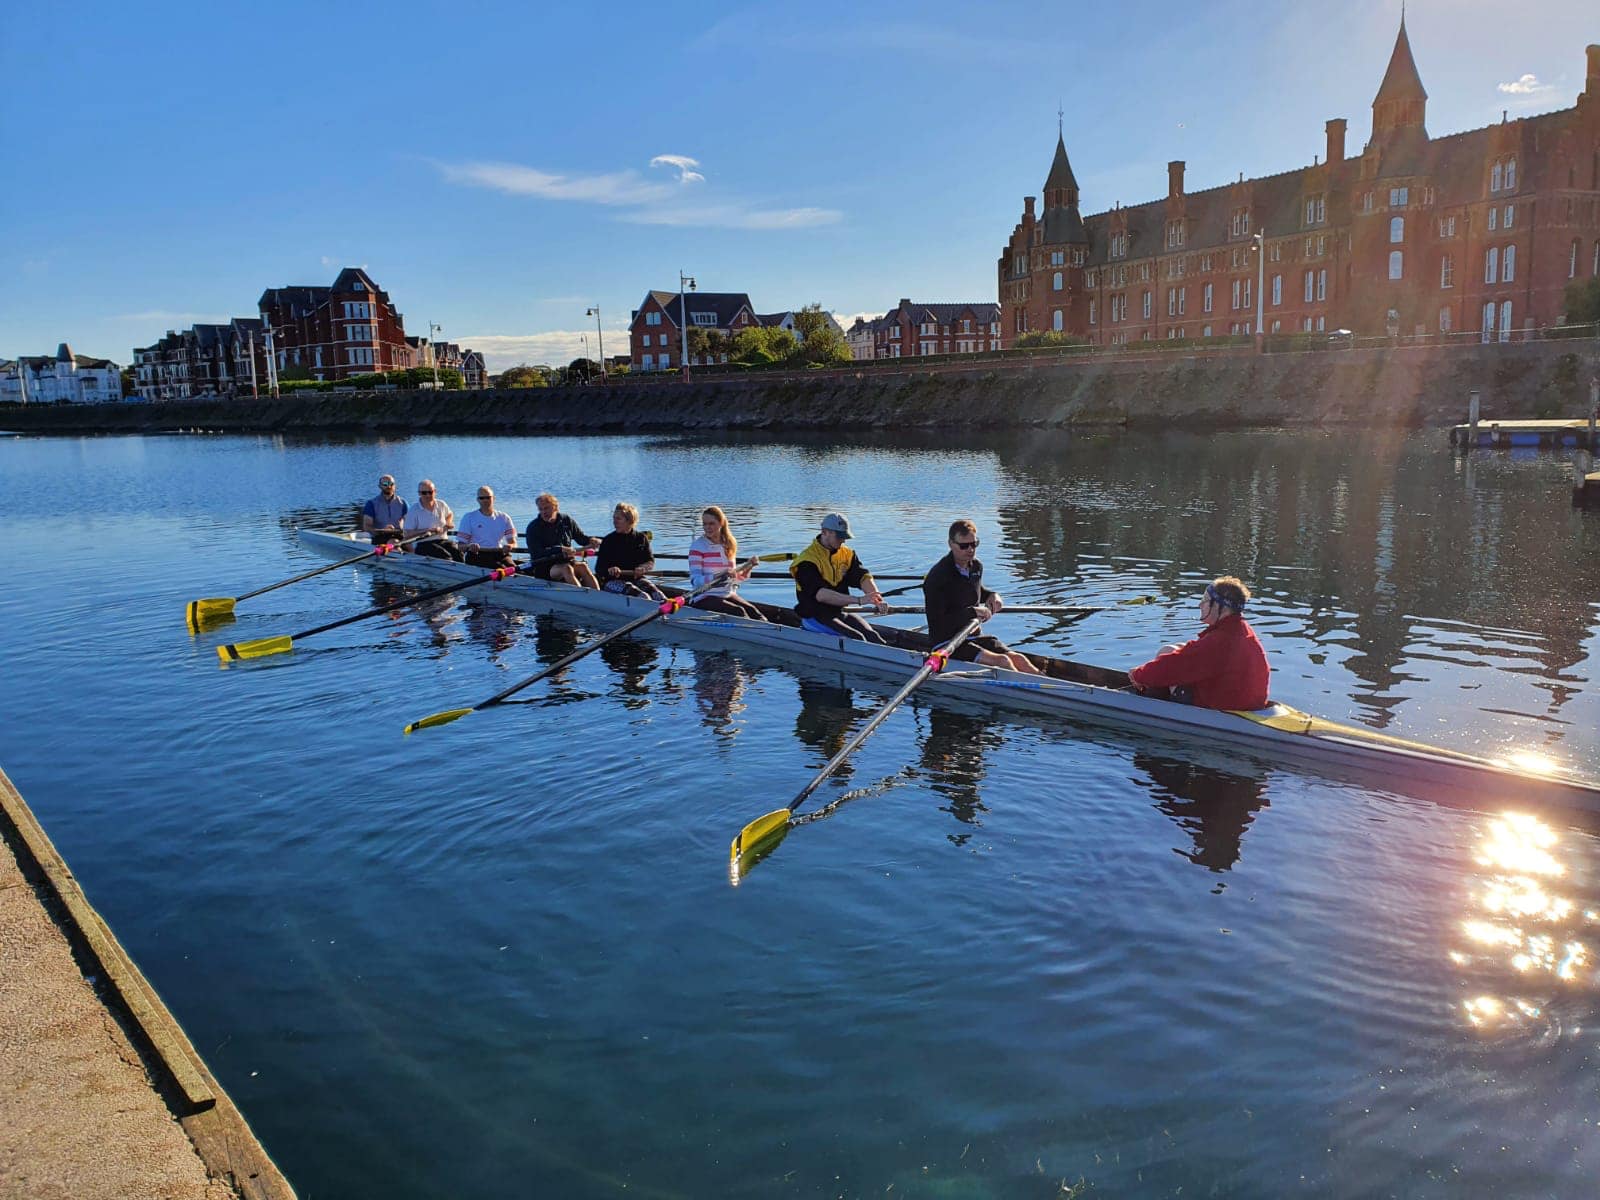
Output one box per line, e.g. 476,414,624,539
1166,221,1185,249
1230,208,1251,238
1389,187,1408,208
1303,195,1326,226
1050,251,1064,266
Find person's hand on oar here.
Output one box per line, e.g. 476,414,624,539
404,568,741,734
728,617,986,880
216,565,517,661
186,533,428,631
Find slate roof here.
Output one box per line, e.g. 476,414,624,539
1044,135,1078,192
637,289,756,329
1375,19,1427,104
884,301,1000,326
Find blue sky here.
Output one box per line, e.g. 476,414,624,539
2,0,1594,370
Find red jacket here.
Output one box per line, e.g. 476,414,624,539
1128,614,1270,711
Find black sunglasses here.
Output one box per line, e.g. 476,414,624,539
954,539,979,549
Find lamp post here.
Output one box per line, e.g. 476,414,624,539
428,322,442,390
678,270,696,382
585,306,605,379
262,320,281,397
1252,230,1266,353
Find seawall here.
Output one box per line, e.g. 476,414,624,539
6,341,1598,436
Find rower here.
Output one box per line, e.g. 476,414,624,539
361,474,407,544
922,520,1040,674
401,479,464,561
525,492,600,588
791,512,887,643
596,502,666,601
456,485,517,569
1128,576,1269,710
688,505,766,620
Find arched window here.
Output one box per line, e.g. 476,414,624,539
1053,272,1063,291
1571,239,1581,278
1389,250,1404,280
1505,157,1517,189
1485,247,1499,283
1491,161,1504,192
1390,216,1404,244
1482,301,1496,342
1502,244,1516,282
1052,310,1064,332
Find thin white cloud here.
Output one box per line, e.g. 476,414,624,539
436,154,839,231
1497,73,1552,95
463,329,631,372
111,309,233,324
650,154,706,184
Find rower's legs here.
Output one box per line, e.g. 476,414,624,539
973,646,1039,674
550,562,577,586
571,562,600,589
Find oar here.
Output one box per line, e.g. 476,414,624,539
848,604,1111,616
652,569,926,582
403,566,745,734
185,534,427,630
729,617,985,865
216,564,518,661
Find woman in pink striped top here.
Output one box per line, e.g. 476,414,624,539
688,506,767,620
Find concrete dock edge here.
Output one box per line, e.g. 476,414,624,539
0,765,296,1200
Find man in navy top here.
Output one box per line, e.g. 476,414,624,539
362,475,408,544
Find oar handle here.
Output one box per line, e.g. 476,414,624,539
785,618,984,814
289,564,518,641
233,533,429,602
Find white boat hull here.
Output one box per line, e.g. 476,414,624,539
295,530,1600,813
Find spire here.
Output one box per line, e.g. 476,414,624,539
1374,14,1427,105
1044,133,1078,194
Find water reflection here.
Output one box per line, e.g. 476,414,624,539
598,636,658,707
793,676,860,784
914,705,1000,844
1132,752,1270,882
691,651,748,739
1449,812,1597,1035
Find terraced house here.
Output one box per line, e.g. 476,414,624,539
131,318,268,401
999,20,1600,345
257,266,414,382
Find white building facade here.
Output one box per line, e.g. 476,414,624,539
1,344,124,404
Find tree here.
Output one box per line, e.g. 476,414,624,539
499,365,548,388
687,327,710,361
1563,278,1600,326
730,326,798,365
793,304,852,366
119,366,134,396
567,357,601,383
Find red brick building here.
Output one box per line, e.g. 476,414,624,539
258,267,413,382
1000,22,1600,345
870,300,1002,358
628,289,759,370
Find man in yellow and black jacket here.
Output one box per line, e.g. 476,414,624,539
791,512,888,643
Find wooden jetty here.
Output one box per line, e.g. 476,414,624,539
1451,382,1600,450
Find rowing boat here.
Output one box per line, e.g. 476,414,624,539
292,529,1600,813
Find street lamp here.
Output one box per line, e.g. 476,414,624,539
1251,230,1266,353
678,271,696,382
585,306,605,379
428,321,442,390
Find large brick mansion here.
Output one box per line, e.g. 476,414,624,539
999,20,1600,345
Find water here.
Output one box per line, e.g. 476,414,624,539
2,429,1598,1199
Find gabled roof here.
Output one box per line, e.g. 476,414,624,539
885,301,1000,326
331,266,377,294
637,289,756,329
1044,134,1078,192
1374,19,1427,104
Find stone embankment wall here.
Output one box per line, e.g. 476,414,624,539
6,341,1598,436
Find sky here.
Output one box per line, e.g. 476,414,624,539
2,0,1595,371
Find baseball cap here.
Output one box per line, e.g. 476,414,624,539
820,512,853,540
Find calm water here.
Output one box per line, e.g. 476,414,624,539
2,429,1598,1199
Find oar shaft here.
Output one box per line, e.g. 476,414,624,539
289,567,513,641
845,604,1103,615
234,534,425,601
786,618,983,812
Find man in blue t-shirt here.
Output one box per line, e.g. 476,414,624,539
361,474,408,543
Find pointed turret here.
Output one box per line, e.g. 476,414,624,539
1041,134,1086,245
1372,16,1428,139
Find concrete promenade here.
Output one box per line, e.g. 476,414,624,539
0,767,294,1200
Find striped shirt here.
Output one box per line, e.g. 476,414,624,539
687,536,739,598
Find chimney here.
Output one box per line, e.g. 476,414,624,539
1167,160,1186,197
1024,196,1035,218
1588,44,1600,96
1325,118,1347,165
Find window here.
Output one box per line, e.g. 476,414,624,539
1053,272,1063,291
1085,269,1097,288
1052,310,1063,332
1361,192,1374,213
1304,270,1315,303
1316,316,1325,332
1139,262,1151,282
1302,317,1313,332
1203,283,1213,313
1317,235,1327,256
641,354,654,370
1110,232,1127,258
1270,243,1282,262
1439,216,1456,238
1051,251,1064,266
1491,162,1504,192
1440,307,1453,332
1503,204,1514,229
1142,291,1152,320
1499,302,1513,339
1572,239,1582,278
1167,222,1185,248
1178,287,1186,316
1506,157,1517,189
1200,254,1213,272
1389,251,1403,280
645,311,662,326
1389,187,1408,207
1304,195,1326,226
660,352,671,368
1232,280,1242,309
1390,216,1404,244
1167,288,1177,317
1089,299,1098,325
1202,325,1213,338
1243,279,1251,308
1502,244,1516,282
1488,207,1497,232
1230,208,1251,237
1594,240,1600,277
1270,319,1281,333
1482,301,1497,342
1271,275,1282,305
1485,247,1499,283
1440,254,1454,288
1316,269,1326,302
691,312,717,326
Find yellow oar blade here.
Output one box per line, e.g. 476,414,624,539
217,635,293,662
730,809,792,863
756,552,796,563
403,708,474,735
185,597,236,631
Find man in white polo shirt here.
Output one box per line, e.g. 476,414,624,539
457,485,517,569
